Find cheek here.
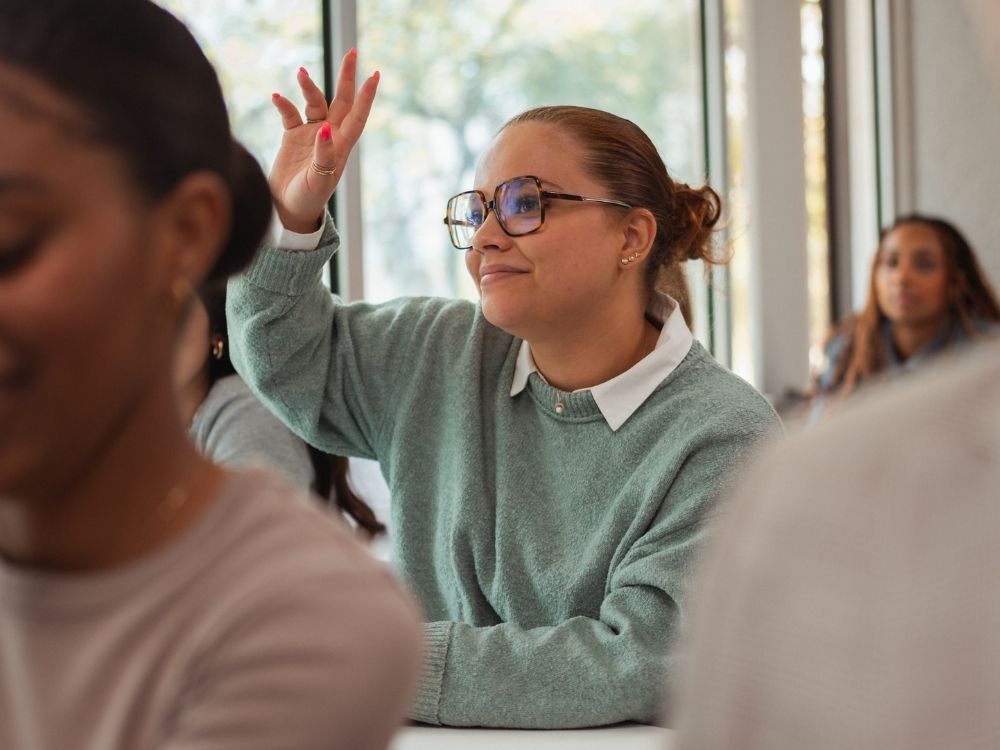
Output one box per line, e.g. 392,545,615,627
8,223,166,422
544,231,617,288
873,267,892,298
0,231,165,495
464,251,480,290
928,271,951,304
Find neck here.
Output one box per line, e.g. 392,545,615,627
179,368,211,425
889,318,946,361
529,298,659,392
0,384,223,573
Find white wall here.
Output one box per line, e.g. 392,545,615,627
902,0,1000,291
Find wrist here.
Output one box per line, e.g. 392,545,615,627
279,212,323,235
270,207,326,252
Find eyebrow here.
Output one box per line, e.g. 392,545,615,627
538,178,568,192
884,246,940,257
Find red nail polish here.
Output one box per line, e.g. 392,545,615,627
320,122,332,141
272,92,280,100
349,48,357,57
299,66,309,77
373,71,381,81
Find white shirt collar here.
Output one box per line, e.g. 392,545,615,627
509,293,694,431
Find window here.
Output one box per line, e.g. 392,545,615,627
722,0,752,382
801,0,831,354
162,0,752,361
159,0,324,179
722,0,831,389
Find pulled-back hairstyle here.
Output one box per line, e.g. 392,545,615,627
502,105,724,318
0,0,271,283
820,213,1000,396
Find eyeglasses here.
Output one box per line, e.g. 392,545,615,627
442,175,633,250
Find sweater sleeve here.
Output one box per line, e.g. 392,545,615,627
225,216,435,460
409,429,756,729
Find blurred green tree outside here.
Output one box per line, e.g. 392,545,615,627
161,0,702,301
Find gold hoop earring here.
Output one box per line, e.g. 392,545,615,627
210,334,225,361
620,252,641,266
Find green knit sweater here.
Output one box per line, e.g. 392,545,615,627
226,221,780,729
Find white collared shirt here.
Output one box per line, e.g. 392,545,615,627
509,293,694,431
269,207,328,251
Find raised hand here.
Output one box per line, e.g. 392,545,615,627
269,49,379,233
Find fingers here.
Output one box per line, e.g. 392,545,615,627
327,48,359,126
271,92,304,130
338,71,379,148
273,51,378,147
311,122,339,175
297,67,329,123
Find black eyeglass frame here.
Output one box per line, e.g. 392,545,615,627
442,175,633,250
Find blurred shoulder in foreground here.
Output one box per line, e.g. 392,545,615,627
671,339,1000,750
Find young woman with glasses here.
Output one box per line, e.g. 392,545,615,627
0,2,420,748
227,53,780,729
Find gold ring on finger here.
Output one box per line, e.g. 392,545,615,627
305,117,326,124
310,161,337,176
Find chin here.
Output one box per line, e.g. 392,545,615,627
888,310,938,326
480,297,528,337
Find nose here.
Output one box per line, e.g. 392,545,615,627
890,259,915,287
470,207,509,254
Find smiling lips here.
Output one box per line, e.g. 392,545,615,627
479,263,528,286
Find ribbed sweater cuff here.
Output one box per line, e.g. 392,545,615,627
242,217,340,296
408,621,453,725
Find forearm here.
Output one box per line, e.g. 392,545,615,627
411,606,674,729
225,220,380,456
226,217,337,389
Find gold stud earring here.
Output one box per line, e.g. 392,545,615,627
620,252,641,266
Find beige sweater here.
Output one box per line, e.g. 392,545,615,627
672,341,1000,749
0,468,422,750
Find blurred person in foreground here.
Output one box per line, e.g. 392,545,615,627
0,1,419,748
670,338,1000,749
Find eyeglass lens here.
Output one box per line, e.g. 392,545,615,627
446,177,543,248
496,178,542,235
